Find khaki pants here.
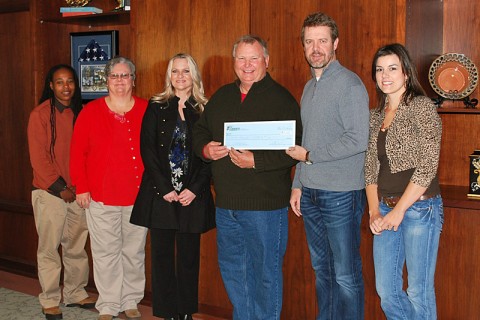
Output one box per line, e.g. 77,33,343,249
32,189,90,308
86,200,147,316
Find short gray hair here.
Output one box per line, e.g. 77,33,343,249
105,56,136,80
232,35,269,58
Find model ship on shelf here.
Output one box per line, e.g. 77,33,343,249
113,0,131,11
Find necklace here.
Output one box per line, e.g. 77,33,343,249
381,102,397,132
106,96,134,123
108,108,127,123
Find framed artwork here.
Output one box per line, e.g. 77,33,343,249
70,30,119,100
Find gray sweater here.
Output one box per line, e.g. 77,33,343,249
292,60,369,192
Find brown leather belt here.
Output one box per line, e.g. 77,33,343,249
379,194,437,209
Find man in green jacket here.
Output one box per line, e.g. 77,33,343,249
193,34,301,320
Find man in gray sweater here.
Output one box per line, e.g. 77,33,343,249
286,12,369,320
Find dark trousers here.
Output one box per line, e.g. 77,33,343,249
150,229,201,317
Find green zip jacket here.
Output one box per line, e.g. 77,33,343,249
193,73,302,210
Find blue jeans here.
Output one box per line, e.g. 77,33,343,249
216,207,288,320
301,187,366,320
374,195,443,320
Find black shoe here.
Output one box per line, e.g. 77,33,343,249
178,315,193,320
164,318,177,320
65,296,97,309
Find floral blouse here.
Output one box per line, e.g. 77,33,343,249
169,116,189,192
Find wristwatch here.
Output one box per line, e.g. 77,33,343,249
305,151,313,165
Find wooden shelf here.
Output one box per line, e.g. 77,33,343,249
434,97,480,113
440,184,480,210
40,10,129,25
437,107,480,114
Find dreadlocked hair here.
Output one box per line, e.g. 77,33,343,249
39,64,83,160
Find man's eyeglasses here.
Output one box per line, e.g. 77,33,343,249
108,73,133,80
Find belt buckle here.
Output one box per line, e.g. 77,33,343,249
383,197,397,208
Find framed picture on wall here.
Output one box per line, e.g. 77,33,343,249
70,30,119,100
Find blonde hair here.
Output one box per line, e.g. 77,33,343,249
151,53,207,112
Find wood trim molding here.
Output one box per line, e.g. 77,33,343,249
0,0,28,13
0,199,32,215
0,255,36,277
441,185,480,210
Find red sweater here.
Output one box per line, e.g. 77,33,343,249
28,100,74,192
70,96,147,206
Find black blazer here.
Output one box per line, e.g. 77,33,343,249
131,96,215,233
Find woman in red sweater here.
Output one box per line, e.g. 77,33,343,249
70,57,148,320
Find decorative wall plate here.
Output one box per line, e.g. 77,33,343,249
429,53,478,100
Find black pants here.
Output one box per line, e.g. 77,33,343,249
150,229,201,318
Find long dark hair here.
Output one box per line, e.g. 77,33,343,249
371,43,426,111
39,64,82,159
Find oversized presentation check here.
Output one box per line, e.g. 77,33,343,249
223,120,296,150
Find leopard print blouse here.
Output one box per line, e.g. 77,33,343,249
364,95,442,188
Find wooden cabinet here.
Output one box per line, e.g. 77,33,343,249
30,0,132,101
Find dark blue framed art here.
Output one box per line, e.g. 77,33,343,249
70,30,119,100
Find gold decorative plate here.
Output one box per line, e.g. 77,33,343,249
429,53,478,100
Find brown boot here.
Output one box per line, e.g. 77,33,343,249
125,308,142,320
42,306,63,320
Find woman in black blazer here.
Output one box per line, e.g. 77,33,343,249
131,53,215,320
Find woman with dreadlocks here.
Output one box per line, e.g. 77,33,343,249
27,64,96,320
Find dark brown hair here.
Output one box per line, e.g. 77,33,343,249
371,43,426,111
301,12,339,43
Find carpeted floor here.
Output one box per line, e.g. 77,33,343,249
0,287,98,320
0,271,227,320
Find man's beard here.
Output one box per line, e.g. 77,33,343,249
307,50,335,69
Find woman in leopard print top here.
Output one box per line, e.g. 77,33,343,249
365,43,443,320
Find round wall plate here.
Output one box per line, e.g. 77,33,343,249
429,53,478,100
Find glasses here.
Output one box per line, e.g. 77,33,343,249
108,73,133,80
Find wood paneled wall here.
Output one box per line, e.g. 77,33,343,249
0,10,37,271
437,0,480,186
249,1,404,318
436,205,480,318
0,10,32,203
1,0,480,319
0,0,28,13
